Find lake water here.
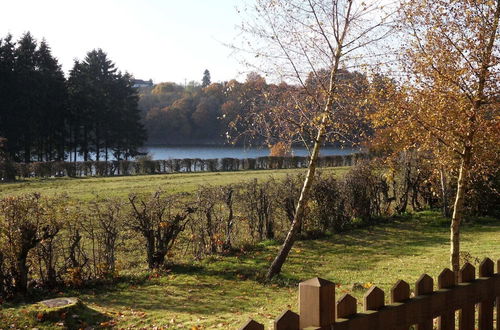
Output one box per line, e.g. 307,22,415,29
139,145,358,160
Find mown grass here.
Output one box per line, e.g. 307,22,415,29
1,211,499,329
0,167,348,201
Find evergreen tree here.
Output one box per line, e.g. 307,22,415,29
68,49,146,161
202,69,211,88
35,39,67,161
13,32,39,162
0,33,66,162
0,35,16,159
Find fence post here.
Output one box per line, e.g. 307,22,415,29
458,263,475,330
437,268,455,330
415,274,434,330
299,277,335,329
478,258,494,330
274,310,299,330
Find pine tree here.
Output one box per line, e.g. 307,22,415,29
68,49,146,161
202,69,211,88
13,32,38,162
35,39,67,161
0,35,16,159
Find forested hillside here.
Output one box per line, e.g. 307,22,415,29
138,70,374,147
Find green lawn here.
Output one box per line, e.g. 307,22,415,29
0,167,348,201
1,211,499,329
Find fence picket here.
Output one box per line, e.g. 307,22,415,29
364,286,385,311
458,263,475,330
337,294,357,319
495,259,500,330
437,268,456,330
274,310,299,330
415,274,434,330
391,280,410,330
478,258,494,330
497,259,500,330
240,319,264,330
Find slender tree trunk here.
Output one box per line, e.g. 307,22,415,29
450,148,471,275
264,0,352,278
266,117,327,279
439,166,449,217
450,0,500,276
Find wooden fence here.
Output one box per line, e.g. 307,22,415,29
240,258,500,329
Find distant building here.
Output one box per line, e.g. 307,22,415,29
132,79,153,88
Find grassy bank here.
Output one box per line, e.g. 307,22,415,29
1,211,499,329
0,167,348,201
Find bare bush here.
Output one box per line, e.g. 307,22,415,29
89,197,125,277
128,191,194,269
0,194,63,295
238,179,276,241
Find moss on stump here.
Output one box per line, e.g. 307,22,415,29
31,297,82,322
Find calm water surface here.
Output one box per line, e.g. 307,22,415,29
139,145,357,160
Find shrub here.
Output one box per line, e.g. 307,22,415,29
238,179,276,240
128,191,194,269
0,194,64,295
89,197,125,277
311,176,348,232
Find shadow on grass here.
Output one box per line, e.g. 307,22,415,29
76,213,494,316
4,212,498,320
0,301,111,329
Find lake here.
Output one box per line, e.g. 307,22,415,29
138,145,358,160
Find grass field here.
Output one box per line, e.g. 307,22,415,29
1,211,499,329
0,167,348,200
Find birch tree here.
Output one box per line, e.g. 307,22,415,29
238,0,394,279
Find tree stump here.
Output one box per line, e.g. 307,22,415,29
32,297,82,322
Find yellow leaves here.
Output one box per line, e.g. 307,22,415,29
99,320,117,327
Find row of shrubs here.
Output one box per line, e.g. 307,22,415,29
1,156,497,298
0,158,436,298
0,153,367,180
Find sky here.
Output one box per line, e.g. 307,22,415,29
0,0,246,84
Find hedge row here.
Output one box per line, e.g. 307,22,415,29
6,154,367,179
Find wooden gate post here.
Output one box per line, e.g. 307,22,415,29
299,277,335,329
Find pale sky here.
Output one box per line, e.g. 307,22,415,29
0,0,245,84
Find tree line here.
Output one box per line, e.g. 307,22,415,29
0,32,146,163
139,70,373,147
